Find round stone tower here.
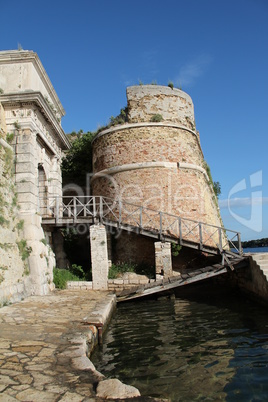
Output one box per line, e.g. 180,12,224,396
92,85,221,228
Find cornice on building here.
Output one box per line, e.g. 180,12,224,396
0,91,70,150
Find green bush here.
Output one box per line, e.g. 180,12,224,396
53,268,81,289
108,261,155,279
69,264,86,279
168,81,174,89
109,107,128,127
171,243,182,257
108,262,135,279
150,114,163,122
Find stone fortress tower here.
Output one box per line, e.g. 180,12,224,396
92,85,222,265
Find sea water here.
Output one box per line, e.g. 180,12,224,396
92,291,268,401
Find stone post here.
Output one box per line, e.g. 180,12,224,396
155,241,173,278
90,224,109,290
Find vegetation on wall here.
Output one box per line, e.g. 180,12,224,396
109,107,128,127
16,239,32,262
151,114,163,122
203,161,221,198
0,138,32,281
137,80,182,90
6,133,14,144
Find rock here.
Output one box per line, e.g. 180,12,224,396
121,272,148,281
96,378,141,399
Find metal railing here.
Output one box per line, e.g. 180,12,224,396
43,195,243,256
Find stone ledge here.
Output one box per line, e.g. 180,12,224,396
93,121,197,142
66,281,93,290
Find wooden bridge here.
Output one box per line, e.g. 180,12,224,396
116,257,249,302
42,195,243,268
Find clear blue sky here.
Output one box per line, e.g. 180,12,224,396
1,0,267,241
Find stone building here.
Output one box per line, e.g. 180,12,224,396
92,85,223,267
0,50,70,302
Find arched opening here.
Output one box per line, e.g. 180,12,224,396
38,164,48,216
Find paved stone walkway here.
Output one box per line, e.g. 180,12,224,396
0,290,117,401
0,290,168,402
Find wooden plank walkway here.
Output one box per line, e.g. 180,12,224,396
117,257,248,302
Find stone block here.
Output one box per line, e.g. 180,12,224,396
15,172,36,183
139,279,150,284
16,143,34,154
16,152,36,163
16,181,38,195
113,279,123,285
16,161,36,174
129,279,139,284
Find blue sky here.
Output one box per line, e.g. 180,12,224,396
1,0,267,241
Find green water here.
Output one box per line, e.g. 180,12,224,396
91,292,268,401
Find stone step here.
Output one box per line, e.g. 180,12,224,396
260,266,268,271
253,256,268,262
252,253,268,261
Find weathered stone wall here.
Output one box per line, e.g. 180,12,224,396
0,100,56,304
0,140,29,303
0,103,29,303
127,85,195,128
93,125,203,172
234,254,268,305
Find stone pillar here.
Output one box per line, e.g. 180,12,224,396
90,224,109,290
155,241,172,278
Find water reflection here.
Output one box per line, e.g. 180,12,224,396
91,294,268,401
